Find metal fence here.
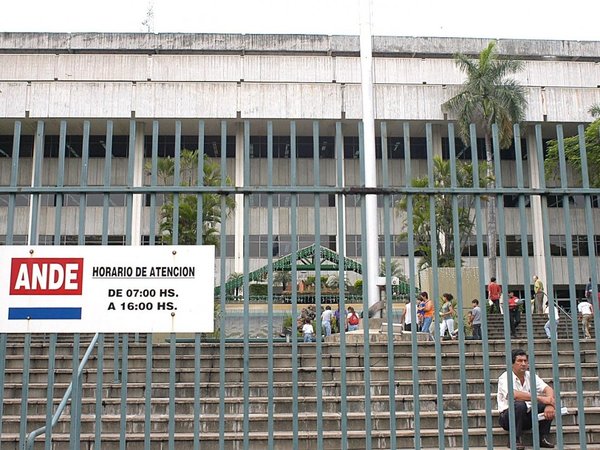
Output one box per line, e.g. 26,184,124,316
1,118,600,449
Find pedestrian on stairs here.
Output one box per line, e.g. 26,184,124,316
488,277,502,314
578,298,594,339
508,292,521,338
544,300,559,339
302,319,314,343
497,348,556,449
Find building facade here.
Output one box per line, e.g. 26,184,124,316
1,33,599,300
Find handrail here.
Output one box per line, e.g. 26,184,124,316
25,332,101,449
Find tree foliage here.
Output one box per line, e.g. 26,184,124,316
442,40,527,278
150,149,236,246
545,118,600,187
396,156,491,271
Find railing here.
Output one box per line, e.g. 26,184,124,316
25,333,101,450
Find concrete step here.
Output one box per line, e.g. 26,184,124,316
4,375,597,405
2,406,598,435
2,424,600,450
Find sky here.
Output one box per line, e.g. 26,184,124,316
0,0,598,41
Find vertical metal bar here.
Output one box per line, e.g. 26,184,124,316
193,333,202,450
469,124,493,450
168,332,176,450
78,121,90,244
196,120,205,245
535,125,564,449
358,122,373,450
144,333,153,450
335,121,348,450
0,333,6,442
54,121,67,245
101,121,113,245
95,334,105,450
44,334,57,450
113,334,120,383
312,120,324,450
426,123,445,449
578,124,600,385
148,121,158,245
495,123,520,450
266,121,275,450
241,119,252,450
405,122,422,450
29,121,45,245
119,334,129,450
555,124,587,448
6,121,22,244
69,334,82,450
172,121,182,244
19,333,32,447
447,123,469,449
126,121,136,245
380,121,397,450
289,121,300,450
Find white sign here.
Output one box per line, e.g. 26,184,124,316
0,245,215,333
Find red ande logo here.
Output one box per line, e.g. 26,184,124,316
9,258,84,295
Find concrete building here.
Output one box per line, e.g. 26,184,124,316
1,32,599,300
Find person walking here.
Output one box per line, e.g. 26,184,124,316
544,300,559,339
400,297,413,332
471,299,482,340
578,298,594,339
347,306,360,332
321,305,333,337
533,275,545,313
302,319,314,343
488,277,502,314
439,293,456,339
421,292,434,338
508,292,521,338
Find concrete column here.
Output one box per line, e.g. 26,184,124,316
431,124,444,158
234,123,245,274
526,129,547,300
131,122,145,246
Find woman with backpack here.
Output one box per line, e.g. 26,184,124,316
347,306,360,331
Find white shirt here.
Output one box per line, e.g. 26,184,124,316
497,370,549,413
578,301,593,315
321,309,333,323
302,323,314,335
403,302,412,325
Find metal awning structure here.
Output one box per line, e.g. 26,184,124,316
218,244,363,293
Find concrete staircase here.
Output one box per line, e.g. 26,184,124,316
485,312,595,340
1,335,599,449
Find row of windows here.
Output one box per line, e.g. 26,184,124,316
3,193,600,210
0,134,542,161
1,234,599,259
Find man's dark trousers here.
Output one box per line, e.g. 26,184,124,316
499,401,552,439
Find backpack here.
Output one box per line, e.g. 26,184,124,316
349,313,359,325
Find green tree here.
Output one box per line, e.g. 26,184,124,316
274,271,292,291
379,259,407,281
396,156,491,270
545,118,600,187
151,149,235,246
442,41,527,278
589,104,600,118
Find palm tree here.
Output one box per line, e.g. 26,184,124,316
590,104,600,118
442,41,527,279
151,149,236,246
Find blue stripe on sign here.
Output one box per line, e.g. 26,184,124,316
8,307,82,320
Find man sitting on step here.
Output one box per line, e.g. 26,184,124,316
497,348,556,449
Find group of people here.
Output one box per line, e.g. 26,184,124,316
400,291,483,340
489,276,596,340
301,305,361,342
